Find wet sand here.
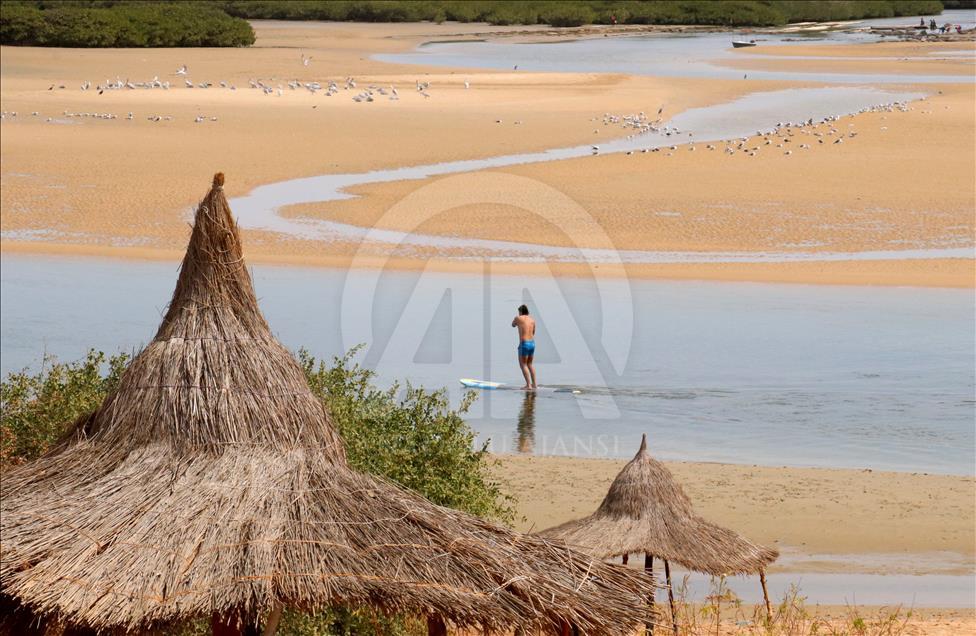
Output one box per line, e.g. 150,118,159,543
2,22,973,287
493,454,975,576
280,81,974,287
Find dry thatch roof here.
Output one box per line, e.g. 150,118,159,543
0,174,656,634
541,434,778,576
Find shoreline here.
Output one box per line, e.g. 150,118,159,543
3,241,973,289
491,453,975,577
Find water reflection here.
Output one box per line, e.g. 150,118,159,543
517,391,537,453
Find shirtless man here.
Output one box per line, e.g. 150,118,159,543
511,304,536,389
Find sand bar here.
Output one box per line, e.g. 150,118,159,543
2,22,973,287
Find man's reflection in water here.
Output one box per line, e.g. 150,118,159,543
517,391,536,453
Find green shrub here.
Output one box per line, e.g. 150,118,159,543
0,349,130,464
541,3,597,27
2,0,948,39
299,347,513,522
0,2,255,47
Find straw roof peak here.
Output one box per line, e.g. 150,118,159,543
542,434,778,576
1,174,657,635
56,173,347,458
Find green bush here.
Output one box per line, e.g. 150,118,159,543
0,0,950,40
0,2,255,47
0,350,130,465
541,3,597,27
214,0,947,27
299,347,512,522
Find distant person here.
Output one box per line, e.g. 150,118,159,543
920,17,925,27
512,304,537,390
930,18,937,30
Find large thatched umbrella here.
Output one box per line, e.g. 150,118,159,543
0,174,657,636
541,434,778,635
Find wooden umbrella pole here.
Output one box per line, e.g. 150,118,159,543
664,560,678,636
261,604,284,636
760,568,772,623
427,615,448,636
623,553,629,565
644,554,655,636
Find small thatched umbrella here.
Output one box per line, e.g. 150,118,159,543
541,434,778,635
0,174,658,636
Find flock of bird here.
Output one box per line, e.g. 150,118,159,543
0,56,476,124
36,58,468,103
588,100,912,159
1,51,915,157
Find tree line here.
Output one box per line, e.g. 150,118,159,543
1,1,960,47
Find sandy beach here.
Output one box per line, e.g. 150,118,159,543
490,454,976,633
2,21,973,287
493,454,975,575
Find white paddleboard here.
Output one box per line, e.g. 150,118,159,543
459,378,507,390
459,379,580,393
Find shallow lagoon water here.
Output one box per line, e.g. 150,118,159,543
226,85,972,263
376,9,976,84
3,254,973,477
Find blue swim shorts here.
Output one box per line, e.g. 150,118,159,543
518,340,536,357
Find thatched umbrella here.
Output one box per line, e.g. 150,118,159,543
541,434,778,635
0,174,658,636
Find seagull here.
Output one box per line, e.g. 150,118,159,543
464,80,470,89
176,65,188,76
301,53,311,67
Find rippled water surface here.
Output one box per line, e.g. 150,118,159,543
3,254,972,476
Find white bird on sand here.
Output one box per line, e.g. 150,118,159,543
176,65,188,76
301,53,311,67
464,80,470,89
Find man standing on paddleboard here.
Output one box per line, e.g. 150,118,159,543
512,304,537,390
